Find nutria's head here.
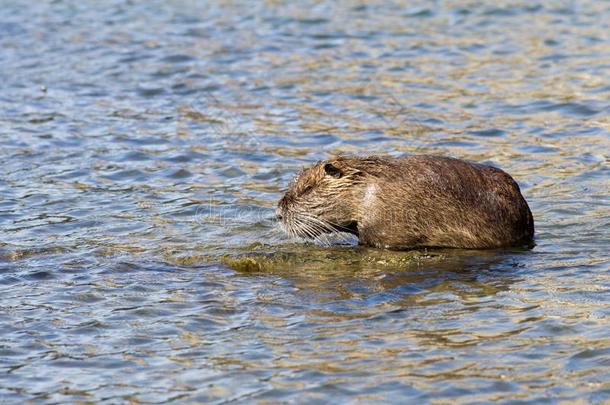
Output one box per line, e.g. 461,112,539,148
277,158,362,238
277,156,387,239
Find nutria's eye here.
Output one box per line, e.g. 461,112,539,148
324,163,342,178
301,185,313,196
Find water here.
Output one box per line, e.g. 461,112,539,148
1,0,609,403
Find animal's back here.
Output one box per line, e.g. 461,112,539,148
355,155,534,249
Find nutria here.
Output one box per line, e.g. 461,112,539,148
276,155,534,249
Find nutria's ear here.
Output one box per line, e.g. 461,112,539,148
324,163,343,178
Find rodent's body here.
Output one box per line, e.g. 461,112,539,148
277,155,534,250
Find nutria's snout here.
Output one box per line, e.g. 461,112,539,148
278,154,534,250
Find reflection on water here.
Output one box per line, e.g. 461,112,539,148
1,0,609,403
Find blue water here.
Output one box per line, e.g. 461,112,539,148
1,1,609,403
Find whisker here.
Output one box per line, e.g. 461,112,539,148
278,208,357,248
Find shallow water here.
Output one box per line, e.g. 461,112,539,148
1,0,609,403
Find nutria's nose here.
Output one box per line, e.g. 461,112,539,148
275,208,283,221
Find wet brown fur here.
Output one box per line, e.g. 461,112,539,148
277,155,534,249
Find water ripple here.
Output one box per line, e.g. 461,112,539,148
0,0,608,403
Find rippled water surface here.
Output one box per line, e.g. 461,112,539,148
1,1,609,403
